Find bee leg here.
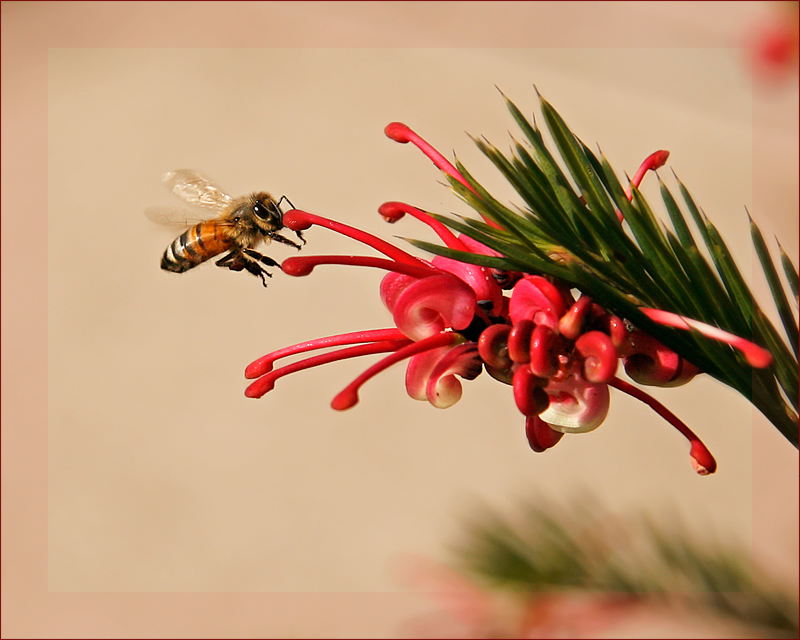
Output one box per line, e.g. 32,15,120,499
241,259,271,287
215,252,236,269
244,248,280,268
268,231,305,250
216,251,272,286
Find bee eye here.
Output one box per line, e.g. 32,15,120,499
253,202,271,220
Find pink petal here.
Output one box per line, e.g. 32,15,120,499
477,323,512,370
431,255,503,315
380,271,418,314
574,331,618,383
540,374,610,433
513,365,550,417
525,414,565,452
424,343,482,408
507,319,535,363
405,346,453,402
558,295,593,340
529,324,559,378
509,276,566,330
392,274,477,341
622,330,700,387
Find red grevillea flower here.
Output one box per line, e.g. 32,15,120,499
243,122,775,475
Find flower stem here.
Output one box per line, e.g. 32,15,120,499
640,308,773,368
245,328,407,379
609,376,717,475
282,255,446,280
245,339,411,399
384,123,477,195
379,201,471,252
283,209,428,267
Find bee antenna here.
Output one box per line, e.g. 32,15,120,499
277,195,296,211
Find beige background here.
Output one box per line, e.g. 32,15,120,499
3,1,798,637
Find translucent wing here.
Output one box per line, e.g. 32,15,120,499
163,169,233,211
144,206,210,231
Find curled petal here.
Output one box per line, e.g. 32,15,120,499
484,363,514,385
559,295,593,340
623,331,700,387
432,255,503,315
406,345,451,402
477,323,512,370
513,366,550,417
508,276,565,330
616,150,670,221
392,274,477,341
525,415,564,452
424,343,483,408
508,319,535,364
586,305,629,354
529,276,569,317
605,314,628,352
574,331,618,383
529,324,559,379
540,375,610,433
629,150,670,196
380,271,418,314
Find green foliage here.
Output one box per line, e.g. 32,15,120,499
415,91,799,446
450,497,800,637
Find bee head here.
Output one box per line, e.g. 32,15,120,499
250,192,283,231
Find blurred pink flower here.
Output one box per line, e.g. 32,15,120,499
747,1,799,84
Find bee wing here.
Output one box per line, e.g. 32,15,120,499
163,169,233,211
144,206,209,231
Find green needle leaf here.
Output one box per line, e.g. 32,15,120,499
412,92,799,446
749,212,799,355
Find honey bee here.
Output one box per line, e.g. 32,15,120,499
146,169,304,286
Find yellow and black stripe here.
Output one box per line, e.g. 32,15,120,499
161,222,234,273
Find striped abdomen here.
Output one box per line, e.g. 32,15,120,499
161,222,236,273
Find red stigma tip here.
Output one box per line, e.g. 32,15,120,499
245,376,275,398
331,388,359,410
690,442,717,475
378,202,406,223
282,210,313,231
384,122,411,143
651,150,670,169
281,257,315,276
